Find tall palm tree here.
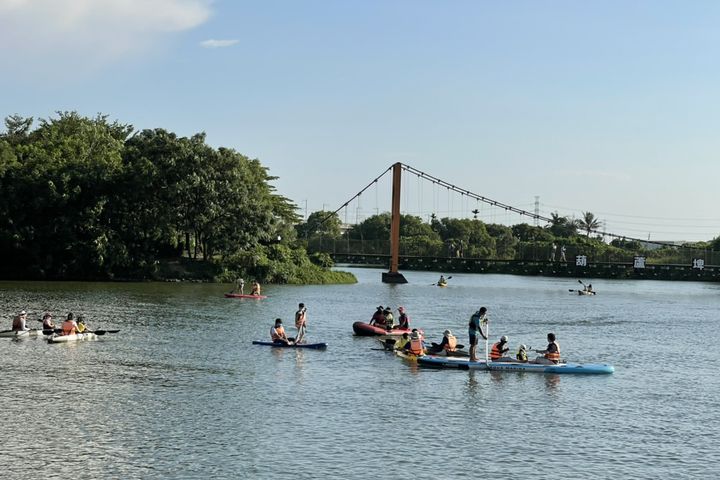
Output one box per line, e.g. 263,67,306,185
579,211,601,237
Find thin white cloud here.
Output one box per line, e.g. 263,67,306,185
200,39,239,48
0,0,213,75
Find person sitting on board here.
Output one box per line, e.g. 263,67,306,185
383,308,395,331
294,303,307,344
76,316,88,333
42,312,55,331
468,307,488,362
516,344,529,363
369,306,386,327
533,333,561,364
490,335,513,362
393,332,411,351
11,310,30,332
397,306,409,329
437,275,446,286
429,329,458,354
250,280,261,296
270,318,291,345
61,313,78,336
402,330,426,356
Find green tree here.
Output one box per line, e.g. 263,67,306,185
547,211,578,238
578,211,601,237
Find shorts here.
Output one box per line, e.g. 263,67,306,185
469,334,479,346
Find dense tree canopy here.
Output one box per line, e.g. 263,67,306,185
0,112,352,284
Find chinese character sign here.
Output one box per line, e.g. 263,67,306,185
692,259,705,270
575,255,587,267
634,256,646,269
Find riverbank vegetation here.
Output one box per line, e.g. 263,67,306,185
299,210,720,266
0,112,355,284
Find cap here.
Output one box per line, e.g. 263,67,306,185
519,344,527,350
20,310,27,315
410,331,420,340
500,335,508,342
443,329,452,336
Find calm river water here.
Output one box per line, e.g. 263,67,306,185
1,268,719,479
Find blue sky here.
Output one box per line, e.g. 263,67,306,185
1,0,719,242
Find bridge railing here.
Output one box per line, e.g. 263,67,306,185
307,237,720,267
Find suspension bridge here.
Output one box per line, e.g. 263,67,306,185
314,163,720,283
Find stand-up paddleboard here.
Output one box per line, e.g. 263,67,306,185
417,356,613,374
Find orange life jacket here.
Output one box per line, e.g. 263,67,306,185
444,335,457,352
408,337,424,355
545,341,561,362
490,342,503,360
271,325,285,341
62,320,77,336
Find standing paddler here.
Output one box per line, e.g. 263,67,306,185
468,307,488,362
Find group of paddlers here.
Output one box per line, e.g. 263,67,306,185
270,303,308,345
369,305,410,330
382,305,562,364
10,310,90,335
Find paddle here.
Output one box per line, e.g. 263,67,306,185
89,329,120,335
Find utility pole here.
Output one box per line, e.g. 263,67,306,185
534,196,540,226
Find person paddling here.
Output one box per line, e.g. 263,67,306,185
397,306,409,329
270,318,291,345
429,329,458,354
437,275,447,286
76,316,89,333
533,333,561,364
468,307,488,362
402,329,426,356
42,313,55,331
294,303,307,344
11,310,30,332
490,335,513,362
369,306,386,327
61,313,78,336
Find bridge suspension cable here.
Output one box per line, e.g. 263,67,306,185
398,163,706,250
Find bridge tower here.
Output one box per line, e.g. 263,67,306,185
381,162,408,283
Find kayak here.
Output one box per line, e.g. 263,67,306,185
437,282,447,287
47,333,99,344
225,293,267,299
417,356,613,374
252,340,327,350
0,329,51,338
577,290,596,296
353,322,422,337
